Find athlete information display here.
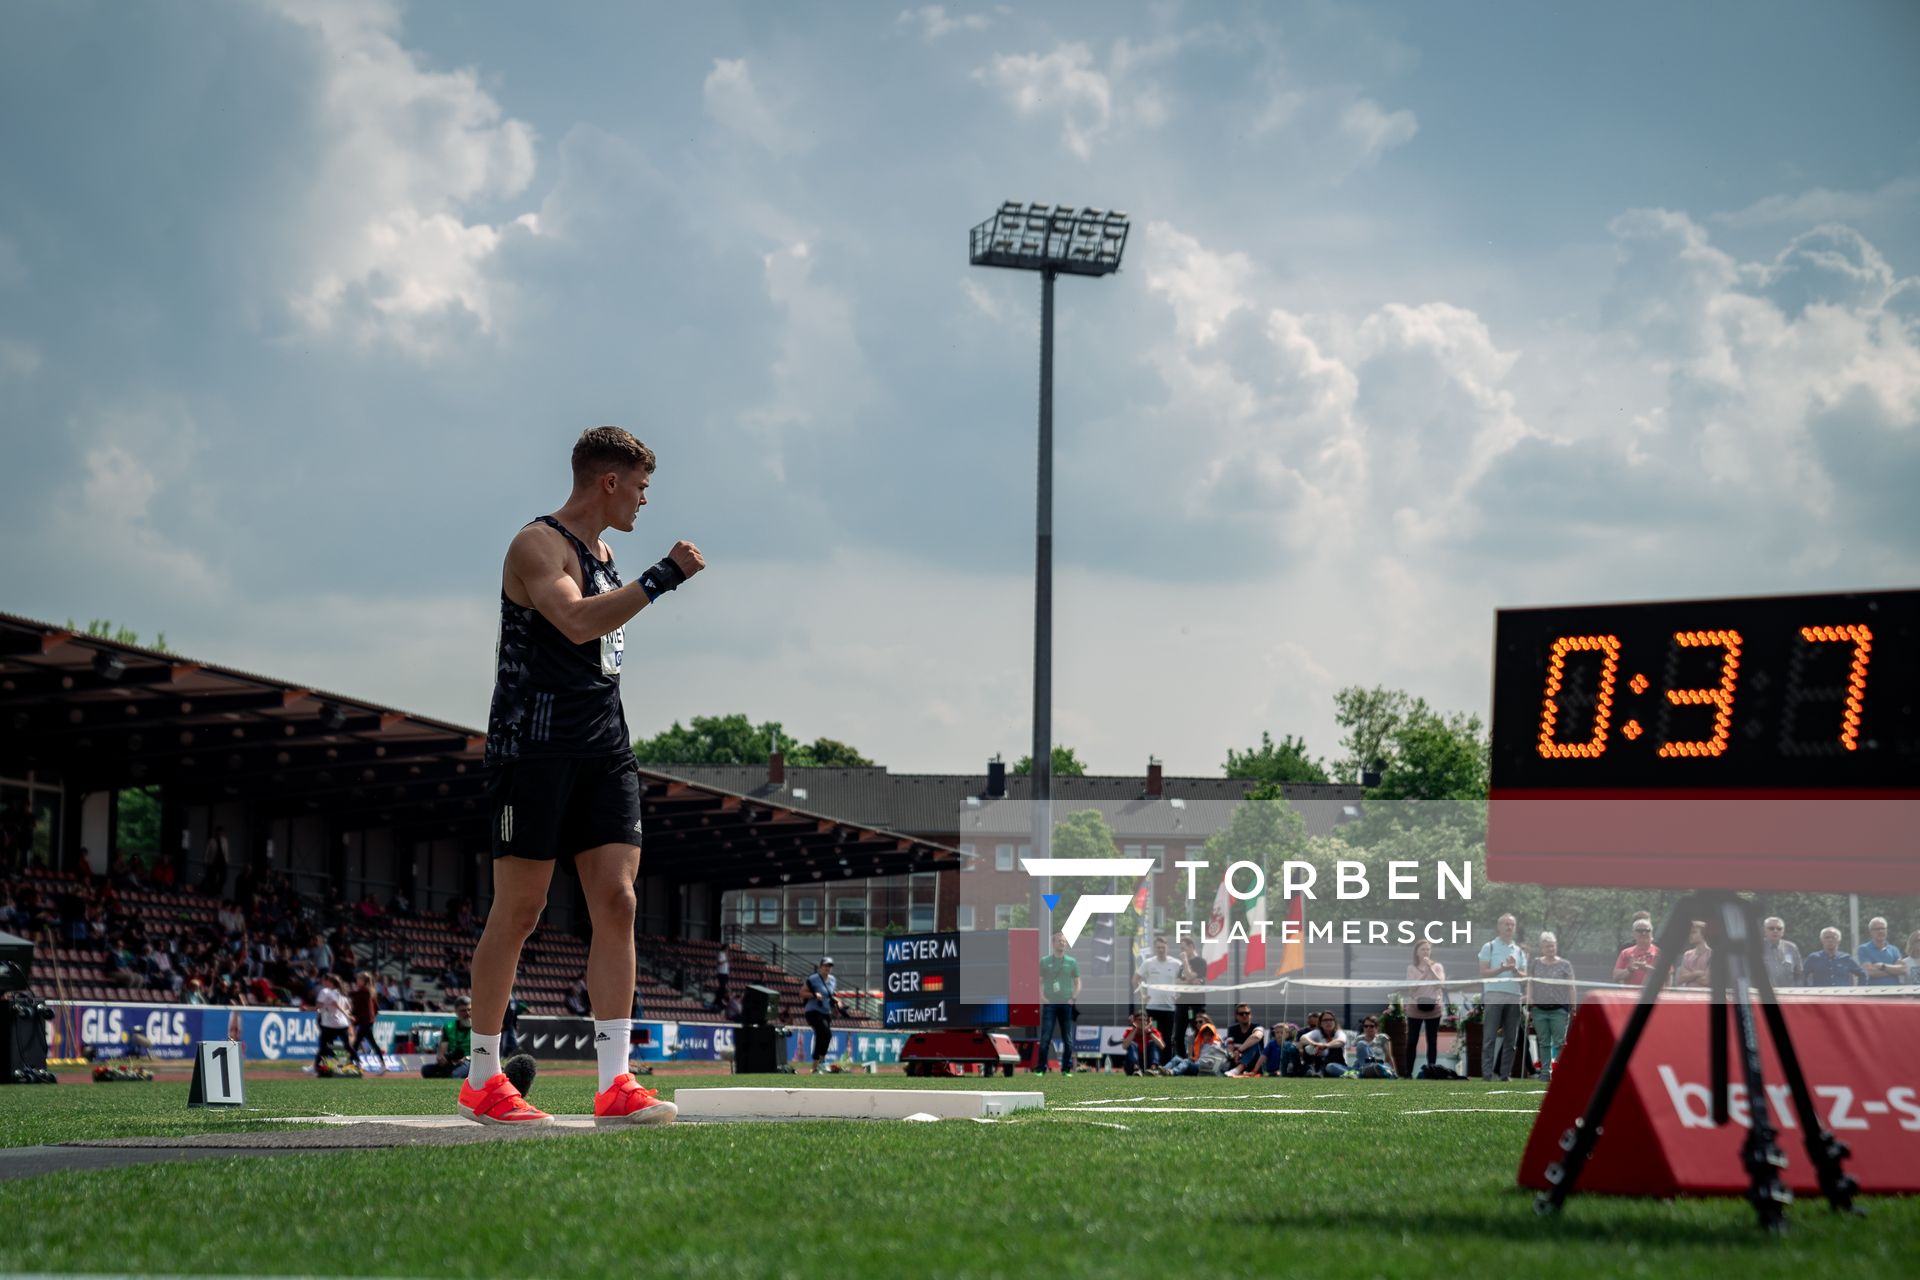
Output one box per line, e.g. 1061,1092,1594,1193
882,932,959,1029
1486,589,1919,892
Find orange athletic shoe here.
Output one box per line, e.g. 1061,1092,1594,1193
593,1073,678,1126
457,1072,552,1125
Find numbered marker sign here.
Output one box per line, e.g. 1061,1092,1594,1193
189,1039,245,1108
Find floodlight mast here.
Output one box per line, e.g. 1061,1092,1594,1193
970,203,1131,952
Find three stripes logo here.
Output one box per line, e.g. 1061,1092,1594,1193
1019,857,1156,944
500,805,514,842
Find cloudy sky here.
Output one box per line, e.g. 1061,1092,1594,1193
2,1,1915,777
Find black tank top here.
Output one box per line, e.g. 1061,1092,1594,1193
484,516,629,765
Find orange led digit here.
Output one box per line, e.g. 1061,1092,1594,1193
1800,624,1872,751
1657,629,1742,758
1537,634,1620,758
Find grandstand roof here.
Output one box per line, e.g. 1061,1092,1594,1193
644,765,1368,840
0,611,952,888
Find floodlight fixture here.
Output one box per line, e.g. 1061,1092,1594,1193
968,198,1131,945
970,204,1130,277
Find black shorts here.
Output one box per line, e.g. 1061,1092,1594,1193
489,752,644,861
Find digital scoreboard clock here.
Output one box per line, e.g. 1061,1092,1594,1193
1486,589,1919,892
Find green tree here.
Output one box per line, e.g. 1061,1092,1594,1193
1224,731,1331,785
1333,685,1488,800
1040,809,1132,936
632,714,873,767
789,737,873,768
66,619,172,653
1011,745,1087,777
116,786,162,856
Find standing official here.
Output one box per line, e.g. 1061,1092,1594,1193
804,958,840,1073
1035,932,1080,1074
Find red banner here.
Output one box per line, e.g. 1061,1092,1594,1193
1519,991,1920,1196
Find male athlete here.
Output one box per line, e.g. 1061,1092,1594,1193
459,426,704,1125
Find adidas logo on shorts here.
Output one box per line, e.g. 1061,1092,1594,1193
500,806,514,842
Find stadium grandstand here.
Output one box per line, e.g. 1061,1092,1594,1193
0,611,952,1027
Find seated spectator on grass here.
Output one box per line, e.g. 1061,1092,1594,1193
1614,919,1660,984
1221,1003,1267,1077
1166,1013,1227,1076
1257,1022,1304,1077
1301,1010,1351,1077
1805,928,1865,987
1352,1015,1397,1078
1121,1009,1165,1075
1761,917,1802,990
1859,917,1904,986
1675,921,1712,988
420,996,473,1079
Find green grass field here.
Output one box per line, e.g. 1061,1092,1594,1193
1,1069,1914,1278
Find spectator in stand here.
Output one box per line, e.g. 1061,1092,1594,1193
1134,935,1182,1052
185,977,207,1005
151,855,176,890
564,977,591,1017
1301,1010,1350,1077
1034,931,1080,1075
1121,1009,1165,1075
1527,931,1576,1081
349,971,381,1064
387,888,414,919
1406,938,1447,1072
1859,917,1904,986
1905,930,1920,984
1478,913,1527,1082
200,827,231,896
355,892,383,924
217,899,245,934
1352,1015,1397,1078
1172,936,1207,1063
1614,919,1660,985
1221,1003,1267,1077
421,996,473,1078
1761,916,1803,990
1804,927,1865,987
1676,921,1713,988
249,974,277,1005
714,942,731,1012
0,886,18,932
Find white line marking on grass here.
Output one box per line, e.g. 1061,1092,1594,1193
1485,1089,1547,1096
1060,1106,1349,1116
1400,1108,1541,1115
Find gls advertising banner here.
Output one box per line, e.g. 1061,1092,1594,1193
1519,992,1920,1196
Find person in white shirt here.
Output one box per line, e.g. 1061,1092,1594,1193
1300,1010,1351,1077
1478,913,1528,1082
1134,936,1184,1052
313,973,353,1072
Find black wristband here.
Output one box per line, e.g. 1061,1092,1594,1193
639,554,686,602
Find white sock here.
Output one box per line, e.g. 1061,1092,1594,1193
594,1019,631,1092
470,1033,502,1086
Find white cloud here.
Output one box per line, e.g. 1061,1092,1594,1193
973,31,1210,159
266,0,540,355
1334,96,1418,169
48,400,224,601
0,233,25,288
1711,176,1920,229
1140,222,1253,346
703,57,806,154
0,339,41,380
898,6,991,41
743,243,875,471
